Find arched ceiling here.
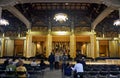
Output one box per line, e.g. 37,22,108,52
0,0,119,37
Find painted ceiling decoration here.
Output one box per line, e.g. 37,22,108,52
0,0,119,37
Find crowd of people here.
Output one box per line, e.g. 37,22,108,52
3,58,27,77
3,58,47,78
2,51,86,78
48,51,86,78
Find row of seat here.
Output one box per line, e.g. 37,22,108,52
0,69,44,78
76,71,120,78
84,65,120,71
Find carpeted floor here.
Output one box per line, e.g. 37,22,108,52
44,69,62,78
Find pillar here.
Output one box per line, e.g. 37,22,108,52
118,34,120,57
46,18,52,57
46,34,52,57
90,31,96,58
26,29,32,57
70,21,76,59
1,33,5,57
96,40,99,57
0,7,3,57
70,34,76,59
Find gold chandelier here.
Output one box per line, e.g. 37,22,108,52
54,13,68,23
113,8,120,26
0,19,9,26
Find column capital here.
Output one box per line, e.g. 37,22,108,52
119,34,120,38
71,21,74,34
27,28,31,33
2,33,5,37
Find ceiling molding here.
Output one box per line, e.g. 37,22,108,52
19,0,102,3
91,7,114,30
3,6,31,29
0,0,119,7
102,0,120,8
0,0,102,6
0,0,18,6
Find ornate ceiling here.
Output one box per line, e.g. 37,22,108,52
0,0,120,37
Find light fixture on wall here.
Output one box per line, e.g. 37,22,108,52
54,13,68,23
0,18,9,26
113,8,120,26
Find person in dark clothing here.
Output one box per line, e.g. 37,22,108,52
64,62,72,77
80,57,86,68
3,58,9,68
48,53,55,70
40,59,46,70
61,53,68,72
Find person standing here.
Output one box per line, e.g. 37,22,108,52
61,52,68,72
55,52,60,69
48,52,55,70
80,57,86,68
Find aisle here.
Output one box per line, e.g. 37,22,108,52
44,69,62,78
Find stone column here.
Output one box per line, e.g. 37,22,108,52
70,34,76,59
1,33,5,57
70,21,76,59
46,34,52,57
0,7,4,57
118,34,120,57
26,29,32,57
96,40,99,57
46,18,52,57
90,31,96,58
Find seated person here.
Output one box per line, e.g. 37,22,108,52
16,60,27,78
30,59,38,66
64,62,72,76
3,58,9,68
6,60,16,76
40,59,46,70
12,58,17,66
16,58,22,67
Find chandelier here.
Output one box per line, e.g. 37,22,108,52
54,13,68,23
113,8,120,26
0,19,9,26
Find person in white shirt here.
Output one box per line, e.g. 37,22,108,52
71,60,84,78
30,59,38,66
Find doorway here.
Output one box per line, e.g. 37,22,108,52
52,42,70,54
32,36,46,58
14,40,24,56
76,42,87,57
99,40,109,57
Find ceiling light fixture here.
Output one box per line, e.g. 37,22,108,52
113,8,120,26
54,13,68,23
0,19,9,26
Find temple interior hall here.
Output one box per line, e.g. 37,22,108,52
0,0,119,59
0,0,120,65
0,0,119,78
